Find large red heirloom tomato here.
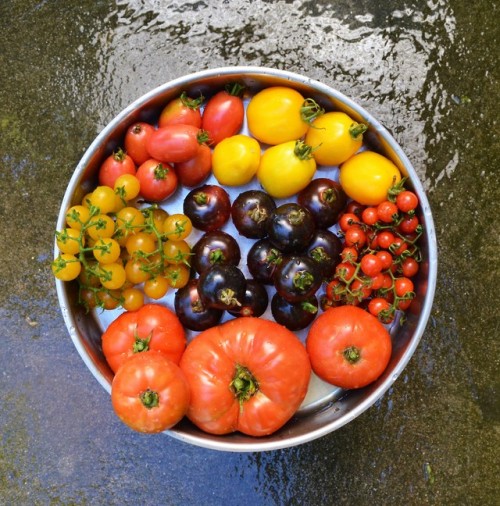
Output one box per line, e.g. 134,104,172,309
179,317,311,437
306,306,392,389
101,304,186,373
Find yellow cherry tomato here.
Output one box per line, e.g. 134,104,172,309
305,112,367,166
212,135,261,186
86,214,115,240
114,173,141,202
89,185,117,214
93,237,121,264
339,151,402,206
66,205,91,230
144,276,169,300
163,213,193,240
99,262,127,290
56,228,83,255
52,253,82,281
247,87,309,145
257,140,317,199
121,287,145,311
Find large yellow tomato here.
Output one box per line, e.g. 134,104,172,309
257,140,317,198
339,151,402,205
305,112,367,166
247,87,309,145
212,134,261,186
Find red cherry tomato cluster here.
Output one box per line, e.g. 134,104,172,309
324,181,423,324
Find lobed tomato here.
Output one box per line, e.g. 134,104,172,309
146,124,200,163
306,305,392,389
101,303,186,373
98,148,136,188
136,159,178,202
179,317,311,436
111,351,190,433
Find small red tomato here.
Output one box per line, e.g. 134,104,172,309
98,148,136,188
201,84,245,145
368,297,394,323
158,92,203,128
136,159,178,202
339,213,360,232
344,225,367,249
335,261,356,281
175,143,212,187
394,277,415,297
146,124,200,163
124,122,156,166
399,214,420,234
401,257,419,277
377,231,396,250
396,190,419,213
111,351,190,434
360,253,383,277
377,200,399,223
361,206,379,226
375,250,393,270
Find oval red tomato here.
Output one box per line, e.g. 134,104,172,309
146,124,200,163
174,143,212,187
136,159,178,202
98,148,136,188
306,306,392,389
101,304,186,373
111,351,190,433
179,317,311,437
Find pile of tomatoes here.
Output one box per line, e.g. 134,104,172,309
52,82,425,437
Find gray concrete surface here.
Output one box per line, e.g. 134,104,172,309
1,0,498,504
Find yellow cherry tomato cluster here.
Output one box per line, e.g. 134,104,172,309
52,174,193,312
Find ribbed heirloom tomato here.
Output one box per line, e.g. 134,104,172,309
179,317,311,437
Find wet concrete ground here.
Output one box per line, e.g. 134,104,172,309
1,0,498,504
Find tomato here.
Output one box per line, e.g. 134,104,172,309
306,306,392,389
368,297,394,323
114,173,141,202
89,186,117,214
396,190,419,213
56,228,82,255
111,351,190,433
401,257,419,277
162,213,193,240
394,277,415,298
179,317,311,436
361,206,379,226
257,140,316,198
99,262,127,290
201,84,245,145
66,205,91,230
338,213,360,232
339,151,402,206
98,148,136,188
146,124,200,163
143,276,169,300
175,143,212,187
85,214,115,240
124,122,156,166
377,200,399,223
360,253,383,277
343,225,367,249
376,230,396,250
93,237,121,264
158,91,203,128
212,134,261,186
121,287,145,312
305,112,367,166
136,159,178,202
247,86,308,145
101,304,186,373
52,253,81,281
398,214,420,234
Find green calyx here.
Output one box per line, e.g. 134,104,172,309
230,364,259,406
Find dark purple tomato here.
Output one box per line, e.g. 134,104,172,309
231,190,276,239
247,238,283,285
191,230,241,275
302,229,343,279
271,293,318,331
297,178,347,229
197,264,246,311
183,184,231,231
274,255,322,302
174,279,223,331
228,279,269,318
267,203,315,253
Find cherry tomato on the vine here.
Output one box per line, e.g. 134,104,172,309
396,190,419,213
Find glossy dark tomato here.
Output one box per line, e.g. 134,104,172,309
297,178,347,229
274,255,322,303
174,279,223,331
247,238,283,285
183,184,231,231
267,203,315,253
228,279,269,318
271,293,318,331
231,190,276,239
197,264,247,311
302,229,343,279
191,230,241,275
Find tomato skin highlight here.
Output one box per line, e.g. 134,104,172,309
306,306,392,389
179,317,311,436
111,351,190,434
146,124,200,163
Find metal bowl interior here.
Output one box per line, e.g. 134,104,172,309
55,66,437,452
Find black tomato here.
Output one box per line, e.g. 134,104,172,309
174,279,223,331
274,255,322,302
183,184,231,231
197,264,246,311
302,229,343,279
231,190,276,239
191,230,241,274
271,293,318,331
228,279,269,318
247,238,283,285
267,203,315,253
297,178,347,229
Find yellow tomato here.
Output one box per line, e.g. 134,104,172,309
339,151,402,205
257,140,317,199
56,228,83,255
212,135,261,186
247,87,309,145
52,254,82,281
305,112,367,166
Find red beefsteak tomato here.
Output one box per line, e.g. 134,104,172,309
179,317,311,437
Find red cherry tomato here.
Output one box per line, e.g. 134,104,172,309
377,200,399,223
146,124,200,163
306,306,392,389
368,297,394,323
394,277,415,297
124,122,156,166
396,190,419,213
401,257,419,277
158,92,203,128
98,148,136,188
136,159,178,202
201,84,245,145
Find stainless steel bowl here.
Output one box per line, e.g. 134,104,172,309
55,66,437,452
